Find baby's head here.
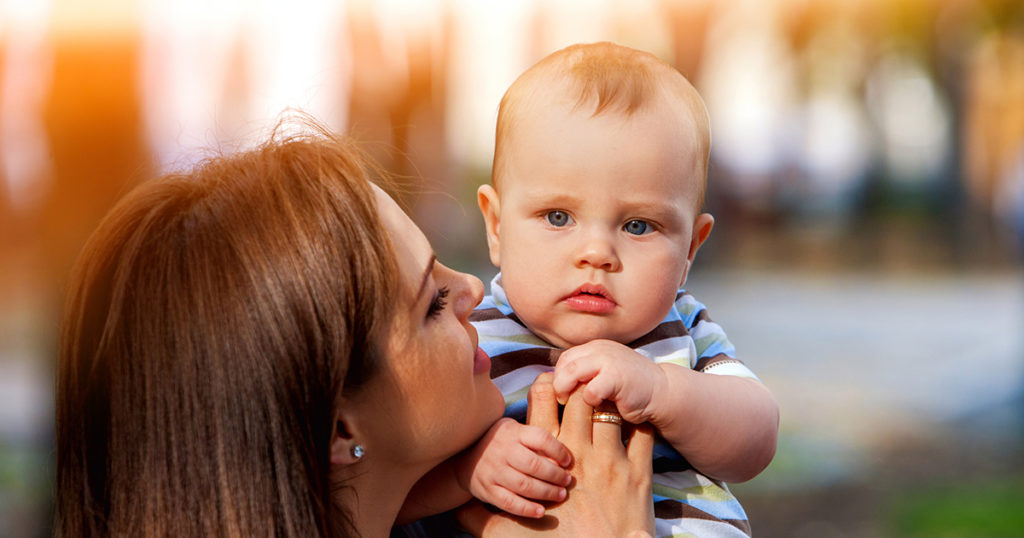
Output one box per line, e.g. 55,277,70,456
478,42,715,348
491,42,711,200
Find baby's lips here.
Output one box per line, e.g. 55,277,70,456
562,282,616,304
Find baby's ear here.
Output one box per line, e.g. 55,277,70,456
680,213,714,287
477,185,502,267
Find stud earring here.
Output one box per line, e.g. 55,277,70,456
351,444,365,460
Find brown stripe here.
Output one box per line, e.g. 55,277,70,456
653,455,694,473
693,353,745,372
489,347,562,379
727,519,753,536
653,501,752,536
693,307,714,325
506,311,530,328
470,307,508,322
653,500,721,522
628,320,689,348
674,290,718,326
471,308,534,333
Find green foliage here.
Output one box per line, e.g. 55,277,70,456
888,474,1024,537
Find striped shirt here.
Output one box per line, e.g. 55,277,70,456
471,274,759,537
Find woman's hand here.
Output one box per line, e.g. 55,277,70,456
457,373,655,537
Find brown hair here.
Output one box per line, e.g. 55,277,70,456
492,42,711,204
55,125,396,537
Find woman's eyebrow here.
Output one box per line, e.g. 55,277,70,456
416,254,437,300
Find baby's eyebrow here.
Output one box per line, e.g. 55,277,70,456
619,200,681,217
520,190,579,207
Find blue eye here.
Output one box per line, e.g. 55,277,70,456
545,211,573,227
624,220,650,235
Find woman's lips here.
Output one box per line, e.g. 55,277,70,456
473,347,491,375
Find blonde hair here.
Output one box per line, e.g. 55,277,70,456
56,124,396,537
492,42,711,204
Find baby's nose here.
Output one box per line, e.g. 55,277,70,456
574,234,620,271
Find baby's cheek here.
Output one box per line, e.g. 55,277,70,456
504,278,545,320
635,287,679,333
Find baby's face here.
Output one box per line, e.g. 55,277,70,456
482,99,710,348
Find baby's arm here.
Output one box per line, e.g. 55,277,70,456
552,340,778,483
648,362,777,482
397,417,572,523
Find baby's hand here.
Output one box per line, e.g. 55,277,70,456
456,417,572,519
552,339,668,424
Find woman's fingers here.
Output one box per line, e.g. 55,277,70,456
625,422,655,474
590,401,626,455
560,385,595,446
526,373,560,437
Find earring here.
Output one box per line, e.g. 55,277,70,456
351,444,365,460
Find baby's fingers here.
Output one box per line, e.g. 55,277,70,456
457,501,557,534
582,372,620,408
509,447,571,488
488,478,560,519
552,357,600,403
520,425,572,468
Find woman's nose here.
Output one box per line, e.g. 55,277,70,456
455,270,485,319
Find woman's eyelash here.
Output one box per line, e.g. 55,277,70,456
427,286,450,319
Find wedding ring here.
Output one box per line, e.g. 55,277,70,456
591,411,623,425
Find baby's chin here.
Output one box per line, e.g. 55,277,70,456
528,321,642,349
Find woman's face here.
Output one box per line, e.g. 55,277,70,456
359,186,504,468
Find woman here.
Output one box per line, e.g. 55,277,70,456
55,125,652,536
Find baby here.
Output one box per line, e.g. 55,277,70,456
398,42,778,537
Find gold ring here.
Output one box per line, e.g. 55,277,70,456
591,411,623,425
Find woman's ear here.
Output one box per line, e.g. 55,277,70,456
331,410,365,465
477,184,502,268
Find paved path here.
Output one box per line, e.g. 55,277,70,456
688,268,1024,487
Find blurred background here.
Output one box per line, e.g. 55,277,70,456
2,0,1023,536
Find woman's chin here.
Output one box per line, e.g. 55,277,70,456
487,380,505,417
476,378,506,428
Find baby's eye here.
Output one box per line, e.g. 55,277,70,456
545,210,574,227
623,220,651,235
